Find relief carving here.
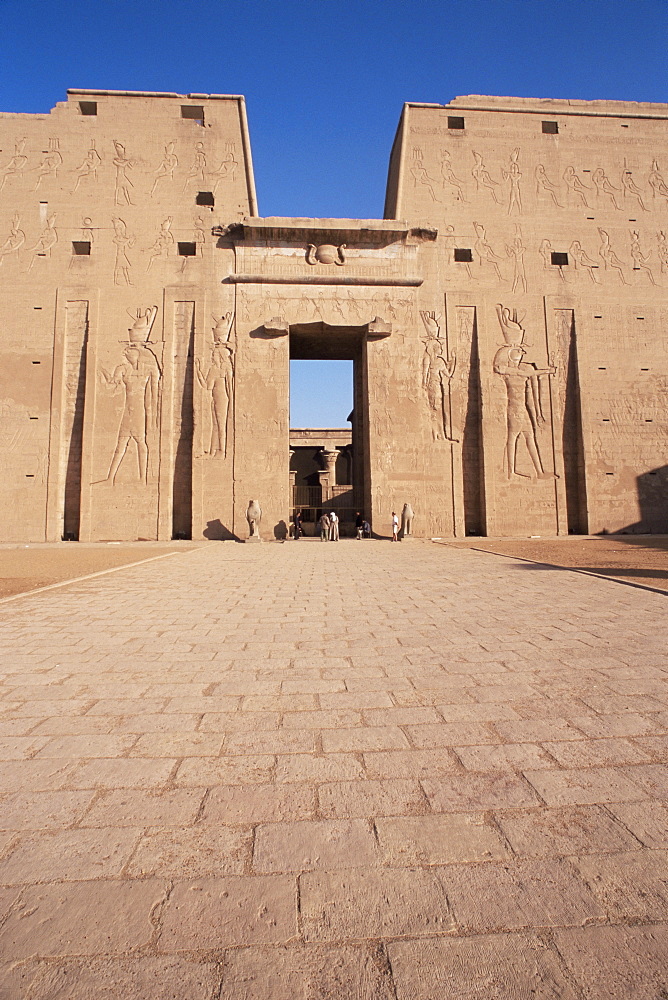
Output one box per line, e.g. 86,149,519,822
183,141,206,191
649,160,668,204
0,214,25,265
73,139,102,193
144,217,174,271
471,151,500,202
33,138,62,190
196,313,234,458
112,216,135,285
506,229,527,293
151,142,178,196
493,304,556,481
112,140,134,205
569,240,599,283
100,307,161,484
563,166,590,208
621,163,647,212
598,227,627,284
657,231,668,274
535,164,562,207
420,310,457,442
211,143,239,194
26,214,57,270
306,244,346,265
502,147,522,215
473,222,504,279
410,147,440,202
440,150,467,201
630,230,656,285
0,138,28,191
445,225,473,279
592,168,620,209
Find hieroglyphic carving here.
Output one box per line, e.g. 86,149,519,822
471,151,499,202
502,148,522,215
598,228,627,284
630,230,656,285
100,307,161,484
535,164,562,207
26,215,57,270
657,231,668,274
649,160,668,204
195,313,234,458
211,142,239,194
151,142,178,196
144,217,174,271
112,140,134,205
506,229,527,293
450,306,475,444
112,216,134,285
563,166,590,207
420,310,457,442
73,140,102,193
0,214,25,265
569,240,599,283
183,141,206,191
33,138,62,190
592,168,620,209
440,150,466,202
0,139,27,191
410,147,439,202
621,162,647,211
493,304,556,481
539,239,565,282
473,222,503,278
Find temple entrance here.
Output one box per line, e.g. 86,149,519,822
289,324,369,536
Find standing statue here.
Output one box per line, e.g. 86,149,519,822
401,503,414,538
246,500,262,539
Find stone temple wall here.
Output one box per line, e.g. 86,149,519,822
0,89,665,540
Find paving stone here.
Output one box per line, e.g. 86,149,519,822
444,858,606,930
160,876,297,949
436,703,521,722
622,763,668,798
553,924,668,1000
376,813,509,865
128,733,224,757
127,824,252,877
114,713,201,733
33,734,137,759
281,709,362,729
496,804,641,857
0,879,167,958
0,827,140,884
199,711,280,732
202,784,316,824
321,726,410,753
0,759,74,792
493,718,585,742
456,743,558,771
363,748,459,779
573,849,668,921
175,755,275,786
389,933,580,999
0,790,95,830
253,819,378,872
275,753,364,783
81,788,204,828
632,735,668,761
218,944,395,1000
523,766,646,805
422,772,541,812
541,737,652,767
22,958,222,1000
606,799,668,848
300,868,455,941
570,712,664,738
318,778,427,818
68,758,176,789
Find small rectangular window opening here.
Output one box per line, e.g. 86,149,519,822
594,315,602,319
454,248,473,262
542,121,559,134
621,123,629,128
641,368,649,371
645,419,653,422
551,252,569,266
32,361,41,365
178,242,197,257
79,101,97,116
196,191,214,207
25,474,34,478
181,105,205,125
637,316,645,320
598,367,607,370
447,116,465,130
605,472,614,475
72,241,91,256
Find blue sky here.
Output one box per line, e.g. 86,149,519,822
2,0,666,425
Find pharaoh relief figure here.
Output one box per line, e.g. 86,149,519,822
112,140,134,206
0,138,28,191
151,142,179,196
195,312,235,458
0,214,25,266
502,147,522,215
100,306,161,485
493,304,556,482
657,231,668,274
33,138,62,191
420,310,457,442
630,230,656,285
26,215,58,270
73,139,102,193
649,160,668,204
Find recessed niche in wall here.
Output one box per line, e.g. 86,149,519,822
178,242,197,256
196,191,214,207
447,116,465,129
181,105,204,125
454,248,473,262
79,101,97,116
71,241,91,256
542,120,559,134
551,252,569,266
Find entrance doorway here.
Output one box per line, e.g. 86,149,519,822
289,323,368,536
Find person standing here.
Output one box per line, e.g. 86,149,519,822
292,509,302,540
319,512,330,541
355,512,364,539
391,511,399,542
329,511,339,541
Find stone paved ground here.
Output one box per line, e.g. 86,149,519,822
0,539,667,999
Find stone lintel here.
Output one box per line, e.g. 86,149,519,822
226,275,421,286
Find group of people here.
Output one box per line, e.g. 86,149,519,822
291,509,371,540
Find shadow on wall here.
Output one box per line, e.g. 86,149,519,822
610,466,668,535
203,519,239,541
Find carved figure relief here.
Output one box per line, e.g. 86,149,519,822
535,164,562,207
33,138,62,190
112,140,134,205
0,214,25,265
440,150,466,201
630,230,656,285
569,240,599,283
506,229,527,293
73,140,102,192
493,304,556,481
196,313,234,458
621,163,647,211
649,161,668,203
112,217,135,285
473,222,503,278
100,306,161,484
410,148,440,202
246,499,262,537
598,227,627,284
502,148,522,215
306,244,346,265
657,231,668,274
0,138,28,190
563,166,590,207
151,142,178,195
26,214,57,270
592,168,620,209
420,310,457,442
144,217,174,271
471,151,499,202
211,142,239,194
183,141,206,191
444,224,473,278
